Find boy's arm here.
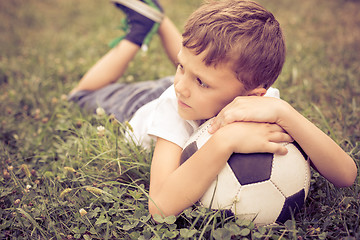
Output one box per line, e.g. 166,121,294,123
148,137,230,217
149,121,292,217
277,101,357,187
209,96,358,187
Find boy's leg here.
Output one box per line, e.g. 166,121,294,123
158,17,182,66
70,0,163,94
112,0,164,47
70,41,139,94
112,0,181,66
70,0,183,94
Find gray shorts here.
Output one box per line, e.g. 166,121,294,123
68,76,173,122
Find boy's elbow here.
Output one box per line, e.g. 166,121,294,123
335,163,358,188
148,195,181,220
148,196,171,219
335,177,356,188
148,199,162,218
344,170,357,188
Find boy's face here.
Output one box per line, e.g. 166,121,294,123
174,46,250,121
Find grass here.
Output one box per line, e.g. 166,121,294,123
0,0,359,239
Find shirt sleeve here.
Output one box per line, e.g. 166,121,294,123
264,87,280,98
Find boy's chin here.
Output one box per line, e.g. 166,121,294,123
178,110,211,122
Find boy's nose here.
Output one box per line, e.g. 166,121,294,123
174,76,190,98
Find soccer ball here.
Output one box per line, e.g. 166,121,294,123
180,119,311,225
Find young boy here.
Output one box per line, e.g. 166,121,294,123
69,0,357,218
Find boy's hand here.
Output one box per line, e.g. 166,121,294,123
209,96,285,134
215,121,292,155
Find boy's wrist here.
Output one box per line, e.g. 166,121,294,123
211,125,238,155
275,99,296,130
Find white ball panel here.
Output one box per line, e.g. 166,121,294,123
234,181,285,225
201,163,241,209
271,143,310,197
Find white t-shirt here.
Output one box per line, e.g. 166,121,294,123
129,84,280,149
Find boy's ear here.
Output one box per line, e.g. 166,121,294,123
247,87,267,96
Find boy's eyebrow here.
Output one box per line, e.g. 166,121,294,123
176,51,183,64
176,53,187,68
176,49,208,82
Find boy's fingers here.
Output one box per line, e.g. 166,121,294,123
208,107,235,133
250,142,288,155
261,142,288,155
208,118,215,133
270,132,294,143
273,144,288,155
208,117,221,134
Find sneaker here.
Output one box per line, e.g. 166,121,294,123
109,0,164,49
112,0,163,22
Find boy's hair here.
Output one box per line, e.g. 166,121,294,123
182,0,286,90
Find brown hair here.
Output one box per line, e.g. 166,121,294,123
182,0,286,90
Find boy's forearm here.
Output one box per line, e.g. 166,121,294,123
278,101,357,187
149,134,232,217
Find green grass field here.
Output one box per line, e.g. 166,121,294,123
1,0,359,239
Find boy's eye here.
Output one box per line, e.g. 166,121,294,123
197,78,209,88
177,64,184,71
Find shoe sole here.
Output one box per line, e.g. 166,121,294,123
111,0,164,23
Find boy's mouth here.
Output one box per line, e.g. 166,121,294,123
177,99,191,108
